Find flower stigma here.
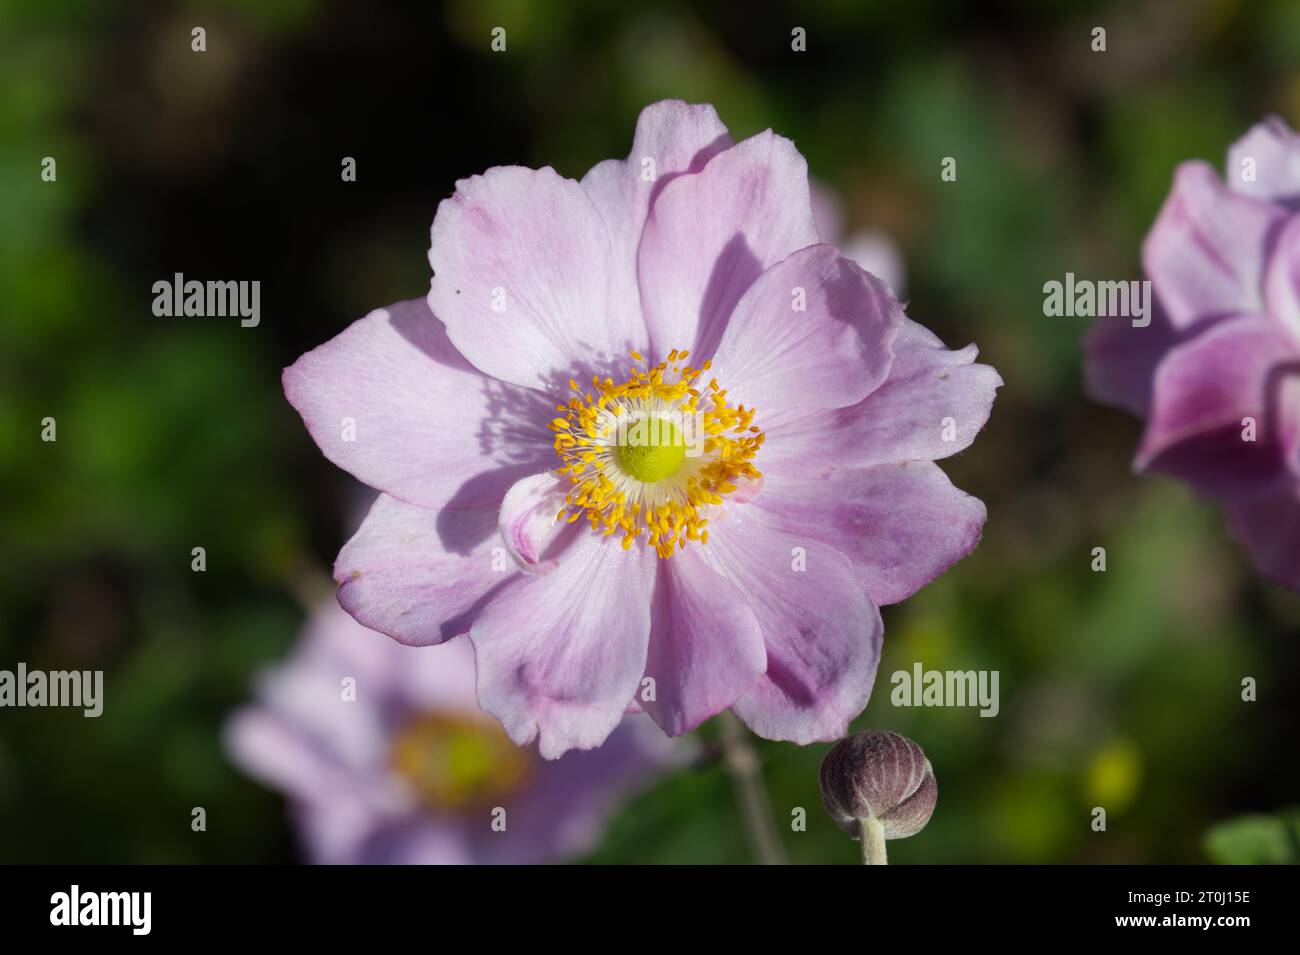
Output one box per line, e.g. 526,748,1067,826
617,416,687,482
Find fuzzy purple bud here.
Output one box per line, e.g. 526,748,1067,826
820,731,937,842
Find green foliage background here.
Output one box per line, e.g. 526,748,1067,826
2,0,1298,863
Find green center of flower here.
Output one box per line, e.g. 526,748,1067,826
616,415,687,483
390,713,533,812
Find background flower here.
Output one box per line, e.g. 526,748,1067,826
226,599,675,864
1086,117,1300,590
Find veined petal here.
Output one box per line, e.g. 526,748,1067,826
704,507,883,744
753,463,986,606
582,100,733,334
334,494,511,646
283,298,554,512
428,165,643,389
469,535,655,759
641,548,766,736
636,129,820,360
759,318,1002,471
710,245,902,416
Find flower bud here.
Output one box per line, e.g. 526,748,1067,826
820,730,937,841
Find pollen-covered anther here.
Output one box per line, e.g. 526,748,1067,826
549,349,764,558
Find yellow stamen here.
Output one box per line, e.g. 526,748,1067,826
550,349,763,559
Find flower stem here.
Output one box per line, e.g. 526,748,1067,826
859,816,888,865
718,711,787,865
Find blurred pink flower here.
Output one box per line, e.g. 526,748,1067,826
225,601,675,864
283,100,1001,758
1086,116,1300,590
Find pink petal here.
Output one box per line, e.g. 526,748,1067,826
469,535,655,759
641,547,766,737
427,165,643,389
1083,299,1184,418
581,100,733,334
334,494,510,646
1227,116,1300,210
753,462,986,606
636,129,820,360
709,245,902,417
703,506,883,743
498,472,569,570
223,604,418,843
225,708,351,806
1279,375,1300,480
360,822,474,866
1135,314,1295,497
283,298,555,512
759,318,1002,471
1264,213,1300,345
1226,485,1300,590
1142,161,1284,329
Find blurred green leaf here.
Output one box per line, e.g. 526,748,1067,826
1204,811,1300,864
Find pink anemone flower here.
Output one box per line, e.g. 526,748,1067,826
1086,116,1300,590
284,100,1001,758
226,600,675,864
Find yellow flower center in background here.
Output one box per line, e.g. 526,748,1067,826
389,713,534,812
550,349,764,558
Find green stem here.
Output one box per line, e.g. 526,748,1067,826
718,711,787,865
859,816,887,865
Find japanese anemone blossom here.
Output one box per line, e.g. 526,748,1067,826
226,600,672,864
284,100,1001,759
1086,117,1300,590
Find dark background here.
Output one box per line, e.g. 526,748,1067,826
3,0,1299,863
